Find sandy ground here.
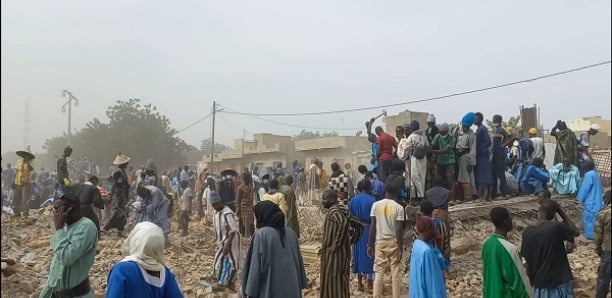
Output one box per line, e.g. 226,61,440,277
1,195,609,298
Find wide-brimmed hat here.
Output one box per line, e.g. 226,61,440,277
221,168,238,177
16,146,35,160
112,153,131,165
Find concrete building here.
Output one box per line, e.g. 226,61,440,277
568,116,611,149
383,109,430,134
202,133,304,173
294,136,372,171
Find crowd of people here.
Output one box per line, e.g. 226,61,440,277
1,110,610,298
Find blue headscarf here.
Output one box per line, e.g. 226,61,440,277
410,120,420,132
461,112,476,127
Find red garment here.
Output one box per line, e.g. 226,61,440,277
96,185,112,202
377,133,396,161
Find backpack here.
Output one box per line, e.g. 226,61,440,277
219,179,236,203
345,210,364,245
412,135,427,160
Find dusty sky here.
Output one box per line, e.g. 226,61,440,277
2,0,611,155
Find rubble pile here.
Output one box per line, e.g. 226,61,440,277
0,196,605,297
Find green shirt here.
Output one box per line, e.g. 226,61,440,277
40,217,98,298
481,234,532,298
432,134,456,165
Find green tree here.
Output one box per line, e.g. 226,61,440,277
293,130,339,140
43,98,195,171
200,138,231,152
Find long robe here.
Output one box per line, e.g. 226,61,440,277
237,184,255,237
576,170,604,239
475,125,494,190
481,234,533,298
409,239,449,298
549,163,580,195
398,138,412,189
398,132,429,198
280,185,300,238
348,193,375,276
553,129,578,166
307,163,321,205
213,206,241,285
138,186,170,241
241,227,307,298
320,205,351,298
456,129,477,194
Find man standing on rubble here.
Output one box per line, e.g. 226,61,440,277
103,153,131,237
521,199,579,297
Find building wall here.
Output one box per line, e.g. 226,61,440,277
294,136,370,151
383,110,430,134
568,116,611,135
300,148,363,173
568,116,611,149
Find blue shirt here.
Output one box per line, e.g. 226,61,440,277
409,239,449,298
106,261,183,298
370,178,385,200
491,127,510,156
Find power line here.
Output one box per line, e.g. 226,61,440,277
177,112,213,133
218,113,254,135
219,105,363,131
221,60,611,117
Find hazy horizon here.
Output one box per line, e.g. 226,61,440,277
2,1,611,157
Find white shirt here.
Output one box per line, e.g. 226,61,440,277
530,137,545,159
370,198,404,241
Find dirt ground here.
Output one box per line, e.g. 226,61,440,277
1,195,608,298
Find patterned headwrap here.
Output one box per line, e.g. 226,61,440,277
461,112,476,127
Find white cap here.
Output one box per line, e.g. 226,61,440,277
590,123,600,131
427,114,436,123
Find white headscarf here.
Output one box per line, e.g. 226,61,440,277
121,221,166,271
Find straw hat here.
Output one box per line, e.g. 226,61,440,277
112,153,131,165
16,146,35,160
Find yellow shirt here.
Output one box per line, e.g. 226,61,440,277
15,159,33,186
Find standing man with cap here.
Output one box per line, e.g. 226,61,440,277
57,146,73,191
103,153,131,237
13,146,35,217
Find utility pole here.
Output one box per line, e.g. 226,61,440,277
210,101,217,173
242,129,246,156
61,90,79,146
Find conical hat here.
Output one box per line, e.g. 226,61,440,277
112,153,131,165
16,146,35,160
